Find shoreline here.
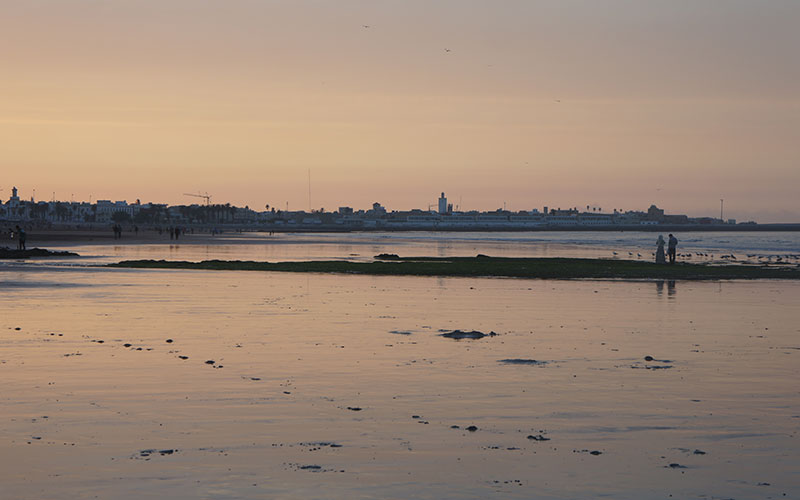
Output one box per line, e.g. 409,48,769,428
2,224,800,248
107,256,800,280
0,229,240,247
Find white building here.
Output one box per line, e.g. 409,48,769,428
96,200,136,221
8,186,21,209
547,214,579,225
438,192,448,214
577,214,613,225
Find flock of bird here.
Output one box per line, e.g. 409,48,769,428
611,251,800,266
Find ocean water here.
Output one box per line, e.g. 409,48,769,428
1,253,799,499
15,230,800,267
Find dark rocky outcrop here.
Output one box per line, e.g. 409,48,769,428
440,330,497,340
0,247,78,259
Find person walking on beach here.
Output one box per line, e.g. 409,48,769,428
655,235,666,264
668,234,678,264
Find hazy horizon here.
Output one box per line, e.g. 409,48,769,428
0,184,793,224
2,1,798,223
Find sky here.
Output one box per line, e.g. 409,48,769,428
1,1,798,222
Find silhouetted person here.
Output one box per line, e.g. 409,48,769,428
655,235,666,264
668,234,678,264
174,227,180,239
15,225,26,250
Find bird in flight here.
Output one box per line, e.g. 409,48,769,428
362,25,370,28
444,48,451,52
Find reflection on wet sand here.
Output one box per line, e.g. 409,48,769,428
655,280,677,298
1,268,798,499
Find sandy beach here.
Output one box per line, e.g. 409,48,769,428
1,258,798,499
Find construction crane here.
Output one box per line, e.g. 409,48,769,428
183,192,212,206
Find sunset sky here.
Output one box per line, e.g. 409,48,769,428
2,1,798,221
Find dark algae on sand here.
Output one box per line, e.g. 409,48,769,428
108,255,800,280
0,247,78,258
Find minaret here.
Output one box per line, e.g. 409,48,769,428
9,186,20,208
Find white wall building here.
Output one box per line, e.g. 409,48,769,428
438,192,448,214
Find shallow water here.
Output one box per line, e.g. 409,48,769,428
16,230,800,267
1,264,798,499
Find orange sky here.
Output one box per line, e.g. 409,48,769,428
1,1,798,221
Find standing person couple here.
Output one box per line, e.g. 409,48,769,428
656,234,678,264
14,225,26,250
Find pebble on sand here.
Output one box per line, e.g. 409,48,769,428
527,434,550,441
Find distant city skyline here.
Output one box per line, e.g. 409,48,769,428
1,185,754,230
2,1,798,223
0,184,765,224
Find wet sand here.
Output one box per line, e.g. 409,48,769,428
1,266,798,499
